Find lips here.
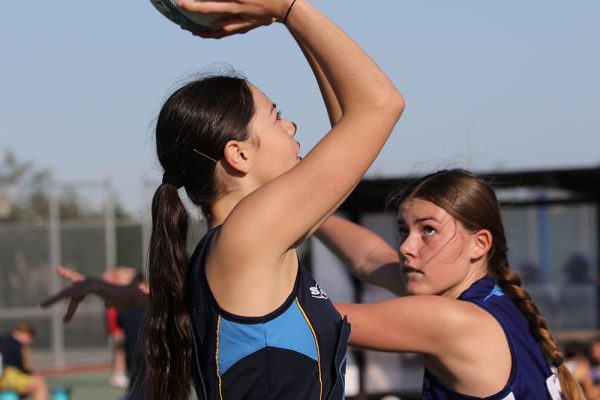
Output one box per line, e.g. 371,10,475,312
402,264,421,274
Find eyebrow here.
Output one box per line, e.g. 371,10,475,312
397,216,438,226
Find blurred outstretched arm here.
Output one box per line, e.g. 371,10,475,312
40,265,148,323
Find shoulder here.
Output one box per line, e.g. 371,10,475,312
433,297,502,342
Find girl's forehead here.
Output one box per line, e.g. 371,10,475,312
399,198,448,222
249,84,272,106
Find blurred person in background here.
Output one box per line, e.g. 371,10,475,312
51,265,146,399
102,267,138,389
562,340,600,399
591,335,600,384
115,272,146,400
0,324,48,400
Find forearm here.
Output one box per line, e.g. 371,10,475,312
286,0,404,120
316,214,403,293
292,32,341,126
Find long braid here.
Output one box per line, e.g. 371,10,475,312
490,227,585,399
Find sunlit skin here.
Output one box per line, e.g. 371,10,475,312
245,85,301,187
331,199,513,396
398,198,488,299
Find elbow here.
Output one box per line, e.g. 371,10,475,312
367,87,405,122
386,89,405,121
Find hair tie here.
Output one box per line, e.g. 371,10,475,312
162,172,184,189
553,355,564,368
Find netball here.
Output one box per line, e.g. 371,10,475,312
149,0,222,30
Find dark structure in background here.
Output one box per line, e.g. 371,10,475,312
340,166,600,213
331,166,600,400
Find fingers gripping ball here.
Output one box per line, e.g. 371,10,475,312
149,0,223,31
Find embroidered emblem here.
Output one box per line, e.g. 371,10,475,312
310,283,329,299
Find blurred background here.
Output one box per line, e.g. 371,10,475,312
1,0,599,399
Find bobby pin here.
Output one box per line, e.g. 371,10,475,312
193,148,218,163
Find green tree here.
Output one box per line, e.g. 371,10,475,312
0,149,130,223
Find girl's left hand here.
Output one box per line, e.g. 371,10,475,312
177,0,284,39
190,15,275,39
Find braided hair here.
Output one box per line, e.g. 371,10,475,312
393,169,584,399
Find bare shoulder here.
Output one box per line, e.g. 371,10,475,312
211,217,287,272
205,224,299,316
433,300,513,394
411,296,508,352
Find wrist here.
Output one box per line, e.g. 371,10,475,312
282,0,299,24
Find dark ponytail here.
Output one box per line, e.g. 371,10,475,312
143,74,255,399
396,169,585,399
145,183,192,399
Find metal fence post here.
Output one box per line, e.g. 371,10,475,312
104,179,116,268
48,179,65,369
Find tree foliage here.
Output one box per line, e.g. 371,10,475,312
0,149,130,223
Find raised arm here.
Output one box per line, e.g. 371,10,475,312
180,0,405,258
293,31,342,127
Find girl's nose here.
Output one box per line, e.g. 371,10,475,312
399,235,416,260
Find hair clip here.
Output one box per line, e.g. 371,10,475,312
193,148,218,163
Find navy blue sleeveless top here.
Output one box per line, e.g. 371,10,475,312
187,226,350,400
422,276,562,399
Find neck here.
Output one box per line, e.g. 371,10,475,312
442,262,488,299
209,187,256,228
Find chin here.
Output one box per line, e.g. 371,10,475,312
404,279,422,295
404,278,434,296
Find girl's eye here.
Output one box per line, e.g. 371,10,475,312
423,226,436,236
397,226,409,239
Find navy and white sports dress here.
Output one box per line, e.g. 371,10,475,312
187,226,350,400
422,276,562,399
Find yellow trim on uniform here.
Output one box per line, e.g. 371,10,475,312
295,297,323,400
215,314,223,400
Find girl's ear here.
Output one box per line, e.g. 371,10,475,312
222,139,253,174
470,229,492,261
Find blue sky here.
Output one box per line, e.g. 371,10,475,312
1,1,599,213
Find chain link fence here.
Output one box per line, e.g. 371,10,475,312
0,179,144,369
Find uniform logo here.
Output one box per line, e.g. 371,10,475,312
310,283,329,299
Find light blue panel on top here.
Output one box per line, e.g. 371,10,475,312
265,301,318,361
217,300,318,375
218,318,266,375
